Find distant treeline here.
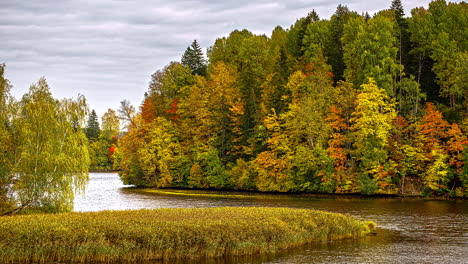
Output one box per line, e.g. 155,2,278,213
117,0,468,197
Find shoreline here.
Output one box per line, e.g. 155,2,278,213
132,186,467,200
89,172,465,199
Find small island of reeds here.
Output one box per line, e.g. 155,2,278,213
0,207,376,262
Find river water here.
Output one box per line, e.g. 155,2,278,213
74,173,467,264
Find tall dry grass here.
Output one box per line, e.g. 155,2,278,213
0,207,375,262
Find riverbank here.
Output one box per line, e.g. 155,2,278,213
0,207,375,262
137,187,465,200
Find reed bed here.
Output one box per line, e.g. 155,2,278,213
0,207,376,263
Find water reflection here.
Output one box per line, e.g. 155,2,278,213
74,173,467,264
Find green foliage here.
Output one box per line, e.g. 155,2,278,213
101,108,120,140
409,1,467,109
0,64,14,213
87,108,120,171
287,10,320,58
0,207,375,262
181,40,207,76
328,5,358,81
397,77,426,118
188,163,206,188
200,147,229,188
230,159,256,190
343,14,402,95
85,109,100,140
2,77,89,214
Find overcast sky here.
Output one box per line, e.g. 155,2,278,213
1,0,436,118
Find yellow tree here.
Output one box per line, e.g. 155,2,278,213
254,111,293,192
351,78,397,194
206,62,244,162
138,117,181,187
101,108,120,140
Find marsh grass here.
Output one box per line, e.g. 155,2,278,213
0,207,376,262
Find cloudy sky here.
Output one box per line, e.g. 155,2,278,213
1,0,435,118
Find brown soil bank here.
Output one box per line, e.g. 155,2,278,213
0,207,376,262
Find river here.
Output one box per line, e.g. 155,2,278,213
74,172,467,264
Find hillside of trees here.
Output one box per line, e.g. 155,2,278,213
118,0,467,197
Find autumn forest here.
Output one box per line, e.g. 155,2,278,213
116,0,467,197
1,0,467,216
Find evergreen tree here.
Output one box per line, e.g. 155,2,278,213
181,40,207,76
286,10,320,58
391,0,411,81
328,5,357,82
391,0,405,23
86,109,100,140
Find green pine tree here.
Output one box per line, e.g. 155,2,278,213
86,109,100,140
181,40,207,76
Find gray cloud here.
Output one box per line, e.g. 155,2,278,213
1,0,436,118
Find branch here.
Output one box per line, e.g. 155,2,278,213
1,200,32,216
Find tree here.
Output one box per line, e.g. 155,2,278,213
86,109,100,140
208,62,244,162
408,1,467,109
181,40,207,76
115,1,467,197
0,64,14,213
101,108,120,140
286,10,320,58
262,47,291,115
146,62,195,122
207,29,254,68
100,108,120,170
328,5,357,81
137,117,181,187
390,0,411,81
415,102,467,194
88,138,111,170
351,78,397,194
3,78,89,214
254,111,293,192
235,35,270,158
303,20,332,65
343,14,402,95
118,99,136,130
326,106,357,193
397,77,426,119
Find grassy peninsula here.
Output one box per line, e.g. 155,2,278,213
0,207,375,262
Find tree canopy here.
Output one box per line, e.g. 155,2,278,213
117,0,467,197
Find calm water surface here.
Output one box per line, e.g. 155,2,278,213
74,173,467,264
